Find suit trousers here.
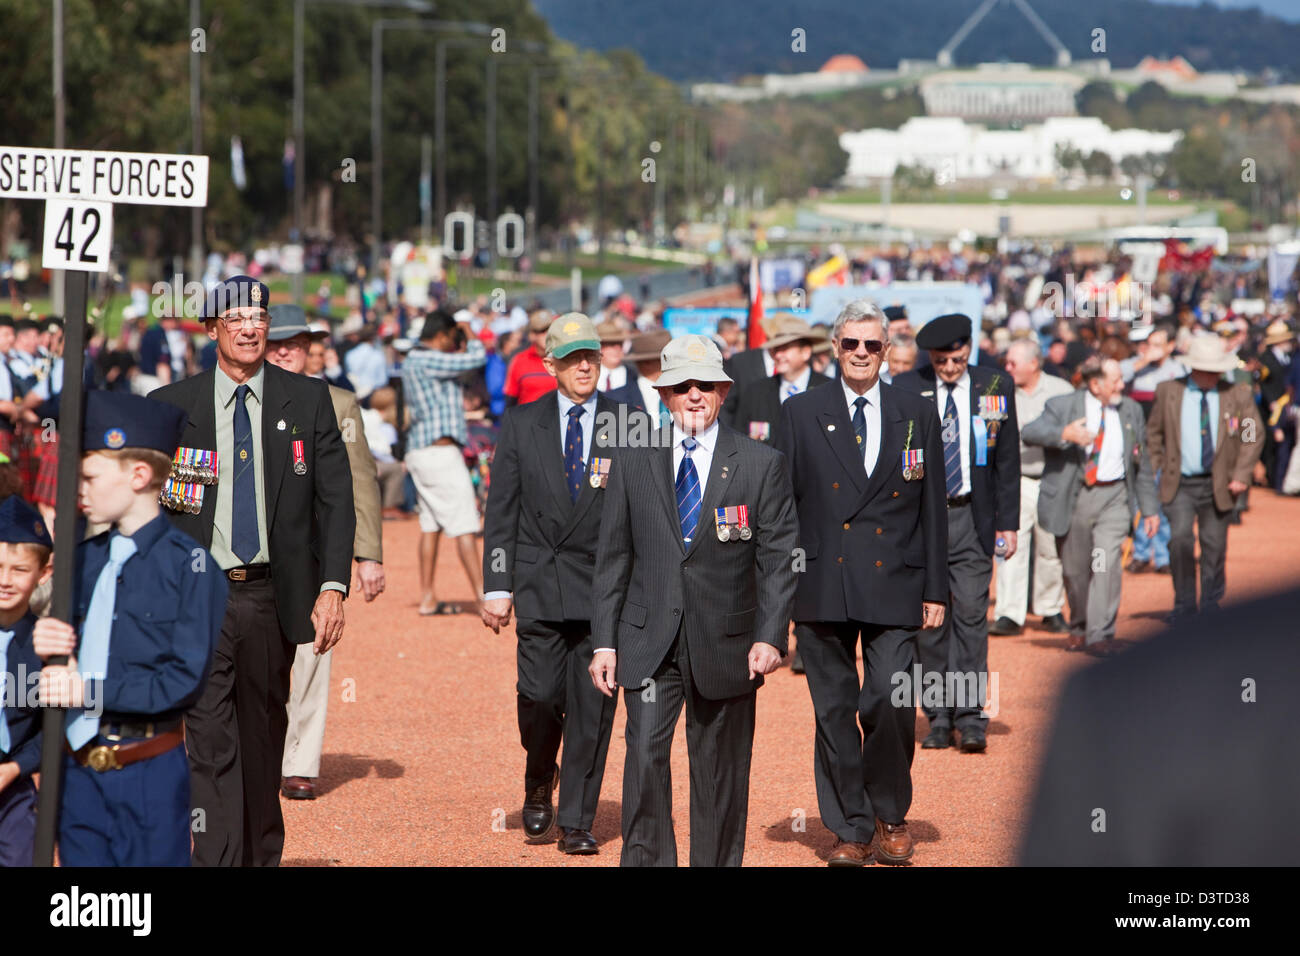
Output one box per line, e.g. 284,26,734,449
515,619,617,831
1165,475,1230,615
919,503,992,731
0,775,35,867
1057,481,1129,646
797,620,917,842
993,475,1065,625
620,630,756,867
187,576,295,867
283,644,331,778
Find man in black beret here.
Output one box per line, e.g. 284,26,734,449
892,313,1020,754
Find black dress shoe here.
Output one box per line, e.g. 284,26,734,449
791,650,805,674
989,616,1022,636
557,828,599,855
522,766,559,844
1040,613,1069,633
922,725,953,749
958,726,987,753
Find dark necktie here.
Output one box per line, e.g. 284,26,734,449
852,396,868,459
675,436,701,544
943,386,962,497
231,384,260,563
1200,390,1214,473
564,405,585,503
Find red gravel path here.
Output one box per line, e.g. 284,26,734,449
281,489,1300,866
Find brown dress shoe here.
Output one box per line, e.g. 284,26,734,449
281,776,317,800
873,819,914,865
827,837,874,867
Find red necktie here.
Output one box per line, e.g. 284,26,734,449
1084,412,1105,486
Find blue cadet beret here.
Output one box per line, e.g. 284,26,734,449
0,494,53,549
83,391,188,455
206,275,270,320
915,313,974,352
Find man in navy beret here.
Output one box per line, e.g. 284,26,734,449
150,276,355,866
893,313,1020,755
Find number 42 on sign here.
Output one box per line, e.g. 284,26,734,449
42,198,113,273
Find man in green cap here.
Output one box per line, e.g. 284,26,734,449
481,312,626,855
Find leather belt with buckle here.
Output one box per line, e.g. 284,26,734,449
946,493,972,508
227,564,272,582
68,726,185,773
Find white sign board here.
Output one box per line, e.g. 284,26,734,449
0,147,208,206
280,243,304,275
42,199,113,273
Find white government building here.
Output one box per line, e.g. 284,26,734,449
840,115,1182,184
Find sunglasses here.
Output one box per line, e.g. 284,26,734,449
837,338,884,355
669,381,718,394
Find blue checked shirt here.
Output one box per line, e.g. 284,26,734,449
402,339,487,450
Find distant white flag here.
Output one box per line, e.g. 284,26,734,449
231,136,247,191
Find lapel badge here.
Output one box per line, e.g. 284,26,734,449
720,465,729,480
827,424,836,432
277,419,287,431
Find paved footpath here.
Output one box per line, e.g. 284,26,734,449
281,489,1300,866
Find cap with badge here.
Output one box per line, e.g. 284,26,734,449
0,493,53,549
266,304,330,342
544,312,601,359
915,313,974,352
205,275,270,320
654,334,733,388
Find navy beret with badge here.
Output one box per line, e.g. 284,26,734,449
915,313,974,351
0,493,53,549
83,391,188,455
206,275,270,320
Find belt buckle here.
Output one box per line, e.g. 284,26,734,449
229,568,247,581
86,745,121,772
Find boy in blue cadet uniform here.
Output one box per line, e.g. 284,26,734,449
34,391,227,866
0,495,53,867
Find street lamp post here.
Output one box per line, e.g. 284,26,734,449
292,0,435,304
372,19,491,277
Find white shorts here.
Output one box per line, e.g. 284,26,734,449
404,443,481,536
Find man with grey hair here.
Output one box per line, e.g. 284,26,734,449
882,334,918,383
777,300,948,865
990,338,1074,636
1023,356,1159,656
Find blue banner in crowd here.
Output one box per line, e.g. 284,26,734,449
662,307,788,338
807,282,987,360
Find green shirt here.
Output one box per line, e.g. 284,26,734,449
211,364,270,569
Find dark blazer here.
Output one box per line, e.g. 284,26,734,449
606,378,648,415
151,362,356,645
1022,389,1158,538
891,365,1020,556
592,423,798,700
720,348,770,428
777,380,948,627
733,371,832,446
482,391,631,622
1,613,42,777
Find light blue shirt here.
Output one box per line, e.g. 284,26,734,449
1181,379,1220,477
556,390,598,465
344,341,390,398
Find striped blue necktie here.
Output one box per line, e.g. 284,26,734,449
675,437,702,544
943,386,963,498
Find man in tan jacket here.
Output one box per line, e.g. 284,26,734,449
1147,335,1263,624
266,305,386,800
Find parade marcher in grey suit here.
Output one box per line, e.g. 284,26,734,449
590,335,798,867
1022,357,1159,656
